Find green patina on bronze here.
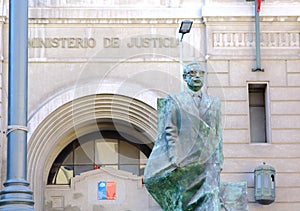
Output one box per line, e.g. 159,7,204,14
146,162,206,210
144,62,223,210
220,181,248,210
144,62,248,211
145,96,222,210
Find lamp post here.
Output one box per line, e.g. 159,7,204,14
178,20,193,91
0,0,34,210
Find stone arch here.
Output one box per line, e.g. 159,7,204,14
27,92,158,210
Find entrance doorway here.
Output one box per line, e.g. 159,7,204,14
28,94,160,210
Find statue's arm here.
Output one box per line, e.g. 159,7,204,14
164,95,179,165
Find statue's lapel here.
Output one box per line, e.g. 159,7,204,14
199,93,212,118
177,91,212,118
176,91,197,115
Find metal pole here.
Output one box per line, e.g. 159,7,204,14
180,39,184,91
252,0,264,72
0,0,34,210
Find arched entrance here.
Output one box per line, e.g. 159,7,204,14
28,94,159,210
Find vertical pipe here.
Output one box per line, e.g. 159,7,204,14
253,0,263,71
0,0,34,210
255,0,261,69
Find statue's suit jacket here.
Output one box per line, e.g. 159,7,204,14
144,89,223,180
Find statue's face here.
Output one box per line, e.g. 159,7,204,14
184,68,205,92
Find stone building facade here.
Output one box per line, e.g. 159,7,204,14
0,0,299,210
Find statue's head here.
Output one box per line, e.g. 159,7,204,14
183,61,205,92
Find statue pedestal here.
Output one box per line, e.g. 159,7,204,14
220,181,248,211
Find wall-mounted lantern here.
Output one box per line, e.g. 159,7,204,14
254,162,275,205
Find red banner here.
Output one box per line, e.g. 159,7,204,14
257,0,261,12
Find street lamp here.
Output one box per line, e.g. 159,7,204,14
179,20,193,41
178,20,193,90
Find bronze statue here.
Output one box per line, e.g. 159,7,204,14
144,61,223,210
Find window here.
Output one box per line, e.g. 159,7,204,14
248,83,269,143
48,131,151,185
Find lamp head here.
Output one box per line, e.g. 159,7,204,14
179,20,193,41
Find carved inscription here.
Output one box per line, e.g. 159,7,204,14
28,37,96,48
213,32,299,48
126,37,178,48
28,36,178,49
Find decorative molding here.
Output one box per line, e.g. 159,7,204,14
28,18,202,25
261,32,299,47
28,8,202,20
28,93,158,210
213,31,300,48
28,0,186,8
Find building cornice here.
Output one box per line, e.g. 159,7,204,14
26,6,300,24
202,5,300,18
28,7,202,20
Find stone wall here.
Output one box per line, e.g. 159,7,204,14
203,1,300,210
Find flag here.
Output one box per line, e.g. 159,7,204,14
106,182,116,200
98,181,116,200
257,0,261,13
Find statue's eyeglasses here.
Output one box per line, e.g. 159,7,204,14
187,70,204,77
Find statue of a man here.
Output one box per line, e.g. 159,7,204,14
144,62,223,210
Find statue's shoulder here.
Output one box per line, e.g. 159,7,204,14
165,92,184,101
167,91,189,100
205,93,221,108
